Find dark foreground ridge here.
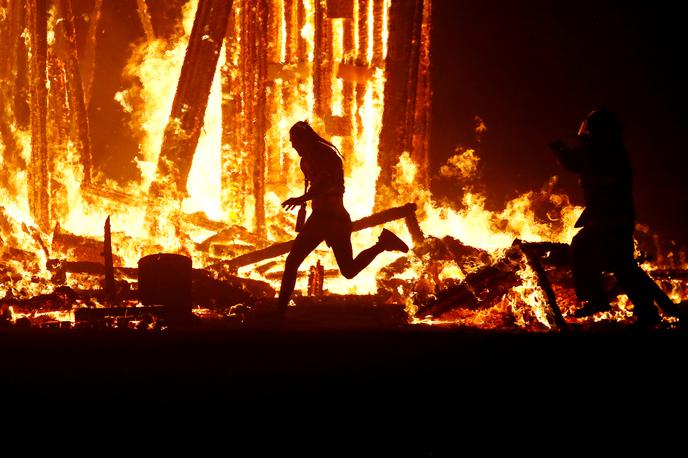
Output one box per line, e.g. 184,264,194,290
3,324,687,402
3,322,687,451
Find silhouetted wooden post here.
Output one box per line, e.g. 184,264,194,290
372,0,385,66
314,0,333,120
410,0,432,189
150,0,233,201
376,0,428,207
278,0,298,183
27,0,51,231
264,0,283,187
240,0,268,238
340,4,355,174
355,0,370,143
103,216,115,303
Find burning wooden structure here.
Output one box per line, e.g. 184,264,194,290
1,0,687,332
0,0,432,234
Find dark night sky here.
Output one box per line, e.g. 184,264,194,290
430,0,688,246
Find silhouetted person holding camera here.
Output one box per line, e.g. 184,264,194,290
550,108,680,329
277,121,409,314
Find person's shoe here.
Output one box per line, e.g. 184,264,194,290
378,229,409,253
573,301,612,318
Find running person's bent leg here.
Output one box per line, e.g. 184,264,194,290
329,229,384,280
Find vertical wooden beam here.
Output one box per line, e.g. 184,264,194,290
56,0,93,184
239,0,269,237
276,0,295,185
313,0,332,119
375,0,424,206
0,1,13,191
103,216,115,303
11,0,30,130
296,0,307,58
0,0,31,131
355,0,368,64
220,7,248,224
410,0,431,189
371,0,384,66
327,0,353,18
0,0,9,76
81,0,102,105
284,0,296,61
341,12,355,175
263,0,279,189
0,88,22,192
0,0,26,190
150,0,233,200
267,0,282,64
46,53,70,224
27,0,50,230
254,0,268,237
240,0,255,230
353,0,367,142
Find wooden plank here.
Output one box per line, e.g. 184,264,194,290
313,0,333,118
220,6,248,223
56,0,93,184
27,0,51,231
209,202,417,270
81,0,102,105
150,0,233,199
410,0,432,189
375,0,425,206
103,216,116,303
519,241,567,331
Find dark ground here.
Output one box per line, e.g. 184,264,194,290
3,320,687,446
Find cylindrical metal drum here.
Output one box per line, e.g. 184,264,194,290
138,253,192,327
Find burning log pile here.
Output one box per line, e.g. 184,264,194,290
375,236,570,330
375,229,688,330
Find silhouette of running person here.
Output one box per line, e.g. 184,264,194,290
277,121,409,313
550,108,681,329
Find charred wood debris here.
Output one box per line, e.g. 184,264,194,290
3,198,686,330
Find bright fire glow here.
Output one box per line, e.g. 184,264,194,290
1,0,685,331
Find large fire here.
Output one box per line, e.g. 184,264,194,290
0,0,686,331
